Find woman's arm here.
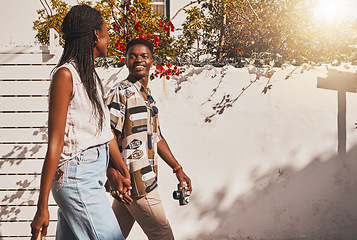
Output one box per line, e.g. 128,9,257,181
107,130,132,204
31,67,73,240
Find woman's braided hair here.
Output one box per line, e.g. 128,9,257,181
59,4,105,131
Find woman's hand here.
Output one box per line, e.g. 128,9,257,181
107,167,133,204
30,207,49,240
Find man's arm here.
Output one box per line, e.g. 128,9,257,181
107,130,133,204
157,138,192,192
105,87,133,204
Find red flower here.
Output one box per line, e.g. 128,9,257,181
135,21,142,32
167,69,172,76
163,27,170,35
115,40,120,48
159,20,165,27
156,65,165,73
173,66,178,71
147,32,152,38
119,57,125,63
153,35,160,46
165,62,173,68
112,24,120,32
166,76,170,80
168,21,174,32
117,43,125,52
139,34,147,39
237,47,242,52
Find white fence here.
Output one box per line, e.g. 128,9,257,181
0,45,59,239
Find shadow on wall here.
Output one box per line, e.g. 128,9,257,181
188,144,357,240
102,67,127,93
184,69,357,240
0,127,47,222
317,70,357,159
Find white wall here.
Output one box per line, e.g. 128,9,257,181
170,0,191,25
97,64,357,240
0,0,77,46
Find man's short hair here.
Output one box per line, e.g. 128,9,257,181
125,38,154,56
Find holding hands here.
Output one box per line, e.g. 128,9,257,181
107,167,133,205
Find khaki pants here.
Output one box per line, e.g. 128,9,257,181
112,188,174,240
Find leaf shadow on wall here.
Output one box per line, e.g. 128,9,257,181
186,145,357,240
0,126,47,225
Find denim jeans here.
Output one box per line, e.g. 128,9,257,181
52,143,124,240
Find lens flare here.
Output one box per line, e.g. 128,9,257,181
313,0,357,21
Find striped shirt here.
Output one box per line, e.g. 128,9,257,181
105,79,163,197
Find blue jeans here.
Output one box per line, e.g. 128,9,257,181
52,143,124,240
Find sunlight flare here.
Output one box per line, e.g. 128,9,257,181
313,0,357,21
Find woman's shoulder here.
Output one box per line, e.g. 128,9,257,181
51,66,73,91
52,61,75,76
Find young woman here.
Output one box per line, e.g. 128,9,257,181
30,5,130,240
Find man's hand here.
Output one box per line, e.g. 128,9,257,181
175,168,192,192
107,168,133,204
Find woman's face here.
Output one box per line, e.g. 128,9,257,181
94,21,110,59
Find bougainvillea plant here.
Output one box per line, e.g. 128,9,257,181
33,0,186,80
108,0,185,80
151,62,185,81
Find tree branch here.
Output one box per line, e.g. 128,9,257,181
170,0,200,22
245,0,262,23
39,0,51,17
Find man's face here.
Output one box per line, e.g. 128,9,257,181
126,44,153,80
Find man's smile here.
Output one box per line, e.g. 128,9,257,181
134,65,145,70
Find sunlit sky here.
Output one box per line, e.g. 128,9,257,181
313,0,357,21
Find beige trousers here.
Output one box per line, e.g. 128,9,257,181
112,188,174,240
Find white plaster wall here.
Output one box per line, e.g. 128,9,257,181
97,64,357,240
0,0,77,46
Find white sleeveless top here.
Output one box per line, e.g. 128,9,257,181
51,62,113,166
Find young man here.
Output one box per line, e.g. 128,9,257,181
105,38,192,239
